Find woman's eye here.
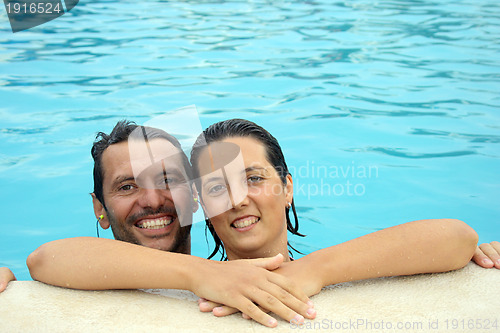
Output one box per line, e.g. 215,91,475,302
247,175,263,184
208,184,226,195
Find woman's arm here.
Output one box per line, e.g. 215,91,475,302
199,219,477,317
0,267,16,292
282,218,478,296
27,237,314,327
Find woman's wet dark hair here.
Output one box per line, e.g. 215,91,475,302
190,118,305,260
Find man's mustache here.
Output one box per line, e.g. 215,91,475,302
127,206,178,224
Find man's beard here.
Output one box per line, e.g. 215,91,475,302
105,206,191,253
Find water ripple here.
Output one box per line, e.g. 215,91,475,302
345,147,477,159
410,129,500,144
1,0,500,281
0,154,34,170
0,127,52,135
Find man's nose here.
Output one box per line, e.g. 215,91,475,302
139,188,167,209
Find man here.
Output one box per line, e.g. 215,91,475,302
89,120,194,254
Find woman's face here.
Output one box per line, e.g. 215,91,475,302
197,136,293,260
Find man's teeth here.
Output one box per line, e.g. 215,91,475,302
232,217,259,229
138,218,173,229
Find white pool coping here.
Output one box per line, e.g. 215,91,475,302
1,262,498,332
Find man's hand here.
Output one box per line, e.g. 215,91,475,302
191,254,316,327
0,267,16,292
472,242,500,269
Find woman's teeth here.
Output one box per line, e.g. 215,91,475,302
232,217,259,229
138,217,173,229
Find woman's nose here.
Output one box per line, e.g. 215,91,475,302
231,191,250,209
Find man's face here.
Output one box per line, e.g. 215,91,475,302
97,138,194,253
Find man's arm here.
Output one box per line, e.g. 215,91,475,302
0,267,16,292
27,237,315,327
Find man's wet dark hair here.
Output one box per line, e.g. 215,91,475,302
91,120,192,209
190,118,304,260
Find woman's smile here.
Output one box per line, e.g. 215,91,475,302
231,215,260,231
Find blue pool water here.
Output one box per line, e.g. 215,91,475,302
1,1,499,281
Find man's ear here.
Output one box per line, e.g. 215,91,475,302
91,193,110,229
285,174,293,205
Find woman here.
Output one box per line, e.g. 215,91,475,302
188,118,499,317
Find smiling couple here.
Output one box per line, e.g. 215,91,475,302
1,118,498,328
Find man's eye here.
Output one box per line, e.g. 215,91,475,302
160,177,182,187
119,184,134,191
165,177,179,184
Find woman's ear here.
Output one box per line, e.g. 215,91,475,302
91,193,110,229
285,174,293,205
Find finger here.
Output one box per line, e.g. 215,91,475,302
489,241,500,254
491,241,500,269
242,304,269,320
0,267,16,292
479,243,500,269
248,288,308,326
236,296,279,328
266,272,315,316
239,254,284,271
472,247,494,268
212,305,240,317
260,281,316,321
199,299,221,312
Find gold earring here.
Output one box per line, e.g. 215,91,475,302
96,215,104,238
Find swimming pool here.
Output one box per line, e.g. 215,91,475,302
1,0,499,281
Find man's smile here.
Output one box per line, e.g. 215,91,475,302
136,215,175,230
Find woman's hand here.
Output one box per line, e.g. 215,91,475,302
274,258,324,297
197,256,319,323
192,255,316,327
0,267,16,292
472,242,500,269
